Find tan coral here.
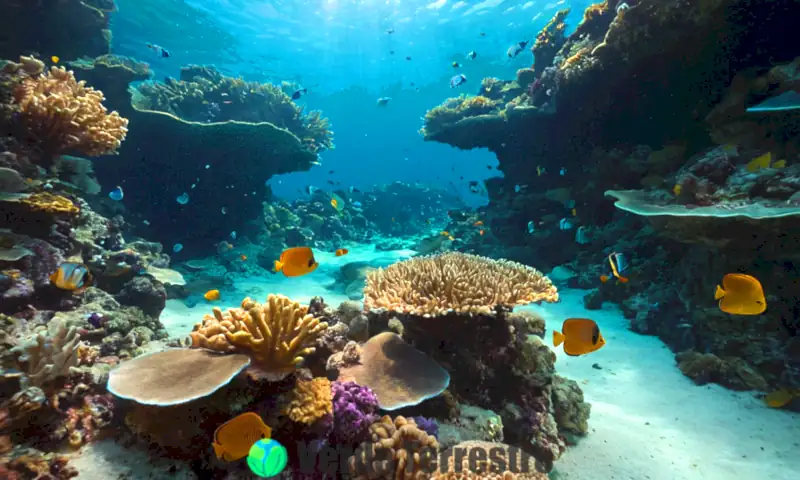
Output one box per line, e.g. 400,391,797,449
364,252,558,316
21,192,80,215
283,377,332,425
190,294,329,373
13,318,82,388
348,415,439,480
12,64,128,162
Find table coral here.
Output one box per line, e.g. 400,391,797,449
421,95,501,139
8,59,128,167
364,252,558,316
189,294,329,375
283,377,333,426
348,415,439,480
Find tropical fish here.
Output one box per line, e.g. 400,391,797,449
240,254,248,261
172,243,183,253
466,51,477,60
230,231,237,240
536,166,545,176
450,74,467,88
376,97,392,106
291,88,307,100
714,273,766,315
273,247,319,277
176,192,189,205
764,388,800,408
559,167,567,176
212,412,272,462
305,185,318,196
330,193,345,212
558,218,573,230
673,184,682,196
473,221,484,226
204,289,221,301
527,221,536,234
479,229,485,236
553,318,606,356
575,226,589,244
108,186,124,201
607,252,629,283
507,40,529,58
571,208,577,216
452,62,461,68
386,28,395,34
440,231,450,237
50,263,92,293
746,152,785,172
335,248,349,257
51,56,59,64
146,43,171,58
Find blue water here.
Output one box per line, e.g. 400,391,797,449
110,0,592,201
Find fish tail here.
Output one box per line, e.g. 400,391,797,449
273,260,283,272
553,330,565,347
714,285,725,300
618,276,629,284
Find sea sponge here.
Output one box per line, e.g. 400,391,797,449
348,415,439,480
13,318,82,388
11,64,128,163
190,294,329,374
283,377,333,425
364,252,558,316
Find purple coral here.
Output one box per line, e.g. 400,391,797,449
331,381,379,445
411,416,438,438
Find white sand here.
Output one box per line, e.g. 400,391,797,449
152,247,800,480
71,439,196,479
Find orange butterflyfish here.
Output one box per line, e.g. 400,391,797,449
50,263,92,293
51,56,60,64
479,229,485,236
335,248,349,256
714,273,766,315
240,254,247,261
212,412,272,462
473,220,484,226
553,318,606,356
764,388,800,408
204,289,221,301
273,247,318,277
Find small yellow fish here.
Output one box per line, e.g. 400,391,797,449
553,318,606,356
537,166,544,176
764,388,800,408
673,184,682,196
473,221,484,226
448,235,455,241
745,152,784,172
571,208,577,216
331,198,338,209
204,289,221,301
772,159,787,169
51,56,60,64
440,231,450,236
212,412,272,462
274,247,318,277
714,273,766,315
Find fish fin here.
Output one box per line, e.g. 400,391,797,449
553,330,565,347
600,275,608,284
49,270,59,284
273,260,282,272
617,276,629,284
212,442,224,459
714,285,725,300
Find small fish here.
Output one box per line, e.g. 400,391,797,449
405,56,412,61
335,248,349,257
86,312,105,328
51,56,59,64
673,184,682,196
389,50,395,55
452,62,461,68
146,43,171,58
559,218,574,230
108,186,124,201
305,185,318,195
352,201,363,208
745,152,785,172
377,97,392,106
212,412,272,462
273,247,319,277
176,192,190,205
440,231,450,236
473,221,484,226
559,167,567,176
527,221,536,234
514,184,523,193
386,28,395,34
204,289,221,301
330,193,345,211
764,388,800,408
605,252,629,283
240,254,247,261
600,275,610,284
466,51,477,60
714,273,766,315
291,88,307,100
205,164,211,169
479,229,485,236
221,93,229,97
221,207,227,215
222,100,233,104
571,208,577,216
230,231,237,240
553,318,606,356
143,220,150,226
575,226,589,244
468,181,482,194
450,74,467,88
773,159,787,168
331,198,339,209
507,40,529,58
50,263,92,293
480,32,486,36
173,243,183,253
348,186,361,194
537,166,546,176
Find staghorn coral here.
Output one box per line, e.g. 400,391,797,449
13,319,82,388
9,60,128,167
283,377,333,425
190,294,329,375
348,415,439,480
364,252,558,316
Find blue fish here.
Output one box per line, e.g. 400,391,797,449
50,263,92,293
173,243,183,253
559,218,574,231
352,201,363,208
527,221,536,234
450,74,467,88
560,167,567,176
575,226,590,244
230,231,237,240
108,186,124,201
176,193,190,205
146,43,171,58
292,88,307,100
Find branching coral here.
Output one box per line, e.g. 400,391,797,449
348,415,439,480
283,377,333,425
364,252,558,316
13,319,82,388
190,294,329,374
8,59,128,166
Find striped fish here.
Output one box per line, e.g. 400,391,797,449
50,262,92,293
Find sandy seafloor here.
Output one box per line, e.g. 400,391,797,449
71,245,800,479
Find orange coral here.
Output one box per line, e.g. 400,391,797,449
21,192,79,215
12,63,128,163
283,377,332,425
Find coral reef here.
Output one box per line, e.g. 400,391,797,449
432,440,548,479
12,319,81,389
283,377,333,426
348,415,439,479
331,381,380,444
189,294,329,376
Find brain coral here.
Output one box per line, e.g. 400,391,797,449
364,252,558,316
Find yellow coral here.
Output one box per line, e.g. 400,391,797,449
189,294,328,374
348,416,439,480
364,252,558,316
21,192,79,215
12,64,128,161
283,378,332,425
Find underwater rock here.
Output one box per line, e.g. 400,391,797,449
437,404,504,450
582,289,603,310
676,350,768,391
551,375,591,440
115,276,167,318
